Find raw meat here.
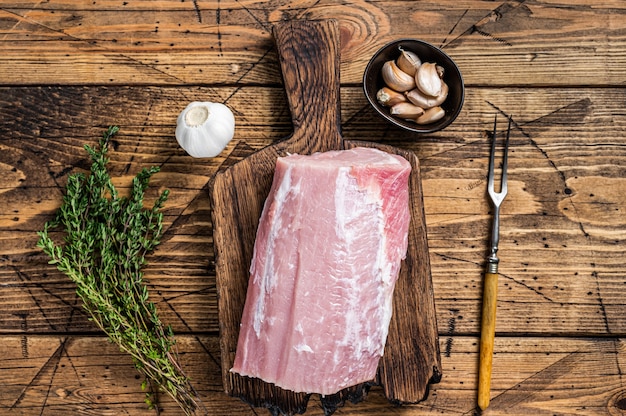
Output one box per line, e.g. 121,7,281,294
231,146,412,395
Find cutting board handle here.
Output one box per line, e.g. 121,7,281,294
272,19,343,153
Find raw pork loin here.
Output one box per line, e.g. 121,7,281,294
231,146,412,395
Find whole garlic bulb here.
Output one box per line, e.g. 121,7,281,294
175,101,235,158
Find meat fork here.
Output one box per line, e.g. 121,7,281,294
478,115,511,410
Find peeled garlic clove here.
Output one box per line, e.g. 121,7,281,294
176,101,235,158
437,81,449,103
416,62,442,97
405,81,448,109
415,106,445,124
396,47,422,76
382,60,416,92
377,87,408,107
390,102,425,119
436,64,445,79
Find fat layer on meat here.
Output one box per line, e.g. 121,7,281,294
231,147,412,395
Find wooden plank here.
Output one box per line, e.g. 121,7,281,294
0,335,253,415
0,1,625,85
1,85,625,338
0,335,624,415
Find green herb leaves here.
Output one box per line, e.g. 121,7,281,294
37,126,202,415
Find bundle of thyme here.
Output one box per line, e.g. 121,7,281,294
37,126,203,415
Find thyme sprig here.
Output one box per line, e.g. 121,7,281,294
37,126,203,415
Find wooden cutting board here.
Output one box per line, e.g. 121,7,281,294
209,19,441,415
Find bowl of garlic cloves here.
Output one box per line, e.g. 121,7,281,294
363,39,464,134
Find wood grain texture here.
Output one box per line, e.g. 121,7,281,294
2,85,624,337
1,335,625,415
1,0,626,414
1,1,626,86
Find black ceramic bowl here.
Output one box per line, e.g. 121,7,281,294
363,39,464,134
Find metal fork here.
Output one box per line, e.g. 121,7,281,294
478,115,511,410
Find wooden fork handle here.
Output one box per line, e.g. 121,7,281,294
478,271,499,410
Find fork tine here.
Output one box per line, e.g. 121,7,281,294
488,115,498,193
488,115,510,199
500,116,511,194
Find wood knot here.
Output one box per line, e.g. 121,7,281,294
55,388,71,399
608,390,626,415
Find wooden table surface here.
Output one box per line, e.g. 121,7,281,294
1,1,625,415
